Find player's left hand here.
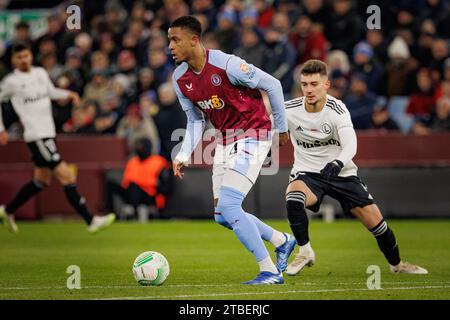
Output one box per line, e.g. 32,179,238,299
68,91,81,107
279,132,290,146
320,160,344,179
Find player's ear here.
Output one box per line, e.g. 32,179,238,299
190,34,199,47
325,79,331,90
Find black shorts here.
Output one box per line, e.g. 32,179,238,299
26,138,63,169
289,171,375,213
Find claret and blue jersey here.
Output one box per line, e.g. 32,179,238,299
172,49,287,145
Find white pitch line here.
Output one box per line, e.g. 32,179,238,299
1,281,450,291
95,285,450,300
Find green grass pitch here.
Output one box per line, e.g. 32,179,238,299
1,219,449,300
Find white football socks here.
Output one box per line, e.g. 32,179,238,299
270,230,287,248
258,256,279,274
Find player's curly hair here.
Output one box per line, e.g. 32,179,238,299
169,16,202,37
300,59,328,76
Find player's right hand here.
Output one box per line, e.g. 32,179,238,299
173,160,187,179
0,131,8,146
279,132,290,146
68,91,81,107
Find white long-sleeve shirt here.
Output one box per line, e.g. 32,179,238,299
286,94,358,177
0,67,70,142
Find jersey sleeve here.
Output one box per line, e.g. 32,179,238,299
0,78,14,132
172,76,205,163
40,68,70,100
333,102,354,131
226,56,288,133
333,101,356,165
0,77,14,103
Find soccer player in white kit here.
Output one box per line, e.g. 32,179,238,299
284,60,428,275
0,43,115,233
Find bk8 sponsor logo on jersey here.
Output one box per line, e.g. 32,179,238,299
196,95,225,110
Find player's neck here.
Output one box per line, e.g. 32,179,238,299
188,46,207,74
16,67,32,73
304,96,327,113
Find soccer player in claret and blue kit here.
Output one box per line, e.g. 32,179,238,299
169,16,296,284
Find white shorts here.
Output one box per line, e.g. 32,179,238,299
212,138,272,199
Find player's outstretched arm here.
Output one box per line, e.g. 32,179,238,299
320,126,357,178
226,57,289,145
172,77,205,179
0,78,13,144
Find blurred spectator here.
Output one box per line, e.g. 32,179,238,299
327,49,351,76
140,91,160,118
328,69,349,100
271,12,291,35
406,68,441,118
214,9,240,54
74,33,93,62
344,73,378,130
234,28,265,68
90,51,113,73
325,0,364,56
429,96,450,131
148,49,173,88
289,14,328,64
192,0,218,31
116,103,160,153
351,41,384,95
98,32,119,63
63,47,86,91
254,0,276,29
277,0,302,23
371,97,400,131
105,138,172,220
263,28,297,97
203,32,220,49
63,100,98,134
117,50,138,87
137,68,157,97
365,29,389,64
429,38,450,80
412,96,450,134
40,52,64,82
82,68,112,106
111,73,135,117
385,36,418,97
240,5,260,31
3,21,33,69
301,0,330,30
35,13,72,62
104,0,128,37
154,82,188,161
192,13,210,34
444,57,450,80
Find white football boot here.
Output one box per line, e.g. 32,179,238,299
0,205,18,233
389,261,428,274
285,246,315,276
87,213,116,233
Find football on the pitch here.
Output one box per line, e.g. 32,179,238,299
132,251,170,286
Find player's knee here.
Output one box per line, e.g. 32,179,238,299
214,213,232,230
217,187,244,213
216,187,244,219
286,191,307,224
55,167,76,185
33,179,49,189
